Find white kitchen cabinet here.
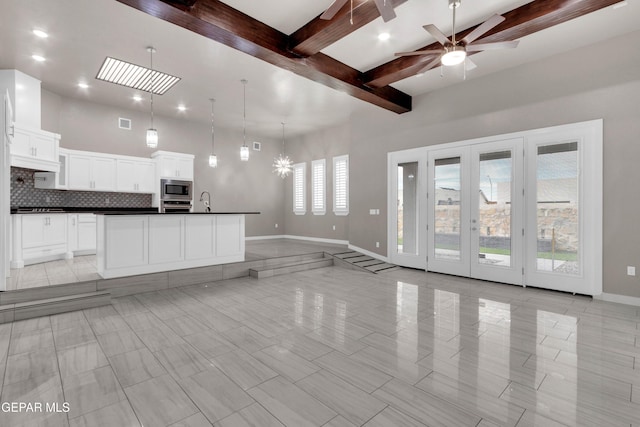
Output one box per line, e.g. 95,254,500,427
11,214,68,267
68,213,97,255
68,153,116,191
152,151,194,179
34,151,69,190
10,123,60,172
116,158,155,193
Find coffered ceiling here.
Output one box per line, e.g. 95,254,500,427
0,0,638,138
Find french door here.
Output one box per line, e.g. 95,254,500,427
427,138,524,285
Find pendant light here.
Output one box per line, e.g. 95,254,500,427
240,79,249,161
273,122,293,178
146,46,158,148
208,98,217,168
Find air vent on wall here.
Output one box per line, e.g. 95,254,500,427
119,117,132,130
96,57,181,95
253,141,261,151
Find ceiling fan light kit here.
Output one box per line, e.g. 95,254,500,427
441,45,466,66
395,0,519,76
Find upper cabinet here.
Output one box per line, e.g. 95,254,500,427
10,124,60,173
68,152,116,191
152,151,194,180
116,158,155,193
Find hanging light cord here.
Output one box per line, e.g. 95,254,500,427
149,48,154,128
452,2,457,45
242,80,247,147
210,99,215,153
281,122,286,154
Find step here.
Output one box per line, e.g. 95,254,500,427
250,258,334,279
0,280,100,305
0,291,111,324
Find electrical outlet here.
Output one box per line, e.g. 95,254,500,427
376,242,380,248
332,225,336,231
45,196,50,203
369,209,376,215
105,197,110,204
627,266,636,276
275,223,278,228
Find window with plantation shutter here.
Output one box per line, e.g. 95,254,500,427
333,155,349,215
293,163,306,215
311,159,326,215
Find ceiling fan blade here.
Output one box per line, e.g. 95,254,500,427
373,0,397,22
320,0,349,20
416,56,443,74
466,40,519,52
395,49,444,57
423,24,450,46
461,14,505,44
465,58,477,71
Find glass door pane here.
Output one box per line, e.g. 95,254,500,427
434,157,461,261
470,139,523,286
478,151,512,267
535,142,579,274
397,162,418,255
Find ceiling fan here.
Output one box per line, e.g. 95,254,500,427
321,0,397,23
396,0,519,74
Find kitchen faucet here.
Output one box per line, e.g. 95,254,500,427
199,191,211,212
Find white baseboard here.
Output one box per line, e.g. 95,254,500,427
348,244,389,263
594,292,640,307
245,235,286,241
246,234,348,246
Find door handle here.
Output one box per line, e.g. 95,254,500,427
9,125,14,137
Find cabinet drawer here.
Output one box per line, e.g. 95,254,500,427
23,244,67,260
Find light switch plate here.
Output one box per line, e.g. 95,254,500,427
627,266,636,276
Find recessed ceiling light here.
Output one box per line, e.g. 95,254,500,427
378,32,391,41
33,29,49,38
78,82,89,89
133,94,143,102
32,54,46,62
177,104,186,112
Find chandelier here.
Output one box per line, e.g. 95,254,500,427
273,122,293,178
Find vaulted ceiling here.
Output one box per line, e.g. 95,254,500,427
1,0,638,137
118,0,622,114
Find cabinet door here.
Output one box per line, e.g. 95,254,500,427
157,156,177,178
45,215,67,245
21,215,46,248
67,215,78,252
68,155,93,190
116,159,137,192
92,157,116,191
77,221,97,251
31,134,56,162
136,161,155,193
176,157,193,179
10,128,31,157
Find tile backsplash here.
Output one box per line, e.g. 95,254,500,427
11,167,152,208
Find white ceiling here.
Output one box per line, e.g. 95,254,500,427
0,0,638,138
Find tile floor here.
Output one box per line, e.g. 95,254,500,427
0,261,639,426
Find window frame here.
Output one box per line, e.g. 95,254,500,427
333,155,349,216
311,159,326,215
293,162,306,215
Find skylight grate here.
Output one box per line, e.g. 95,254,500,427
96,57,181,95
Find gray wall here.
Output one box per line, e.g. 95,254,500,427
346,30,640,298
40,91,285,237
283,124,350,241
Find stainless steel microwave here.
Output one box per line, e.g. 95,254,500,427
160,179,192,201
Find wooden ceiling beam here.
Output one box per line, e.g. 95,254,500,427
116,0,411,113
290,0,408,57
363,0,621,88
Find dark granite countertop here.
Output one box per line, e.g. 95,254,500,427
96,211,260,215
11,207,158,214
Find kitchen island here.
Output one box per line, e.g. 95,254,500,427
96,212,258,279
